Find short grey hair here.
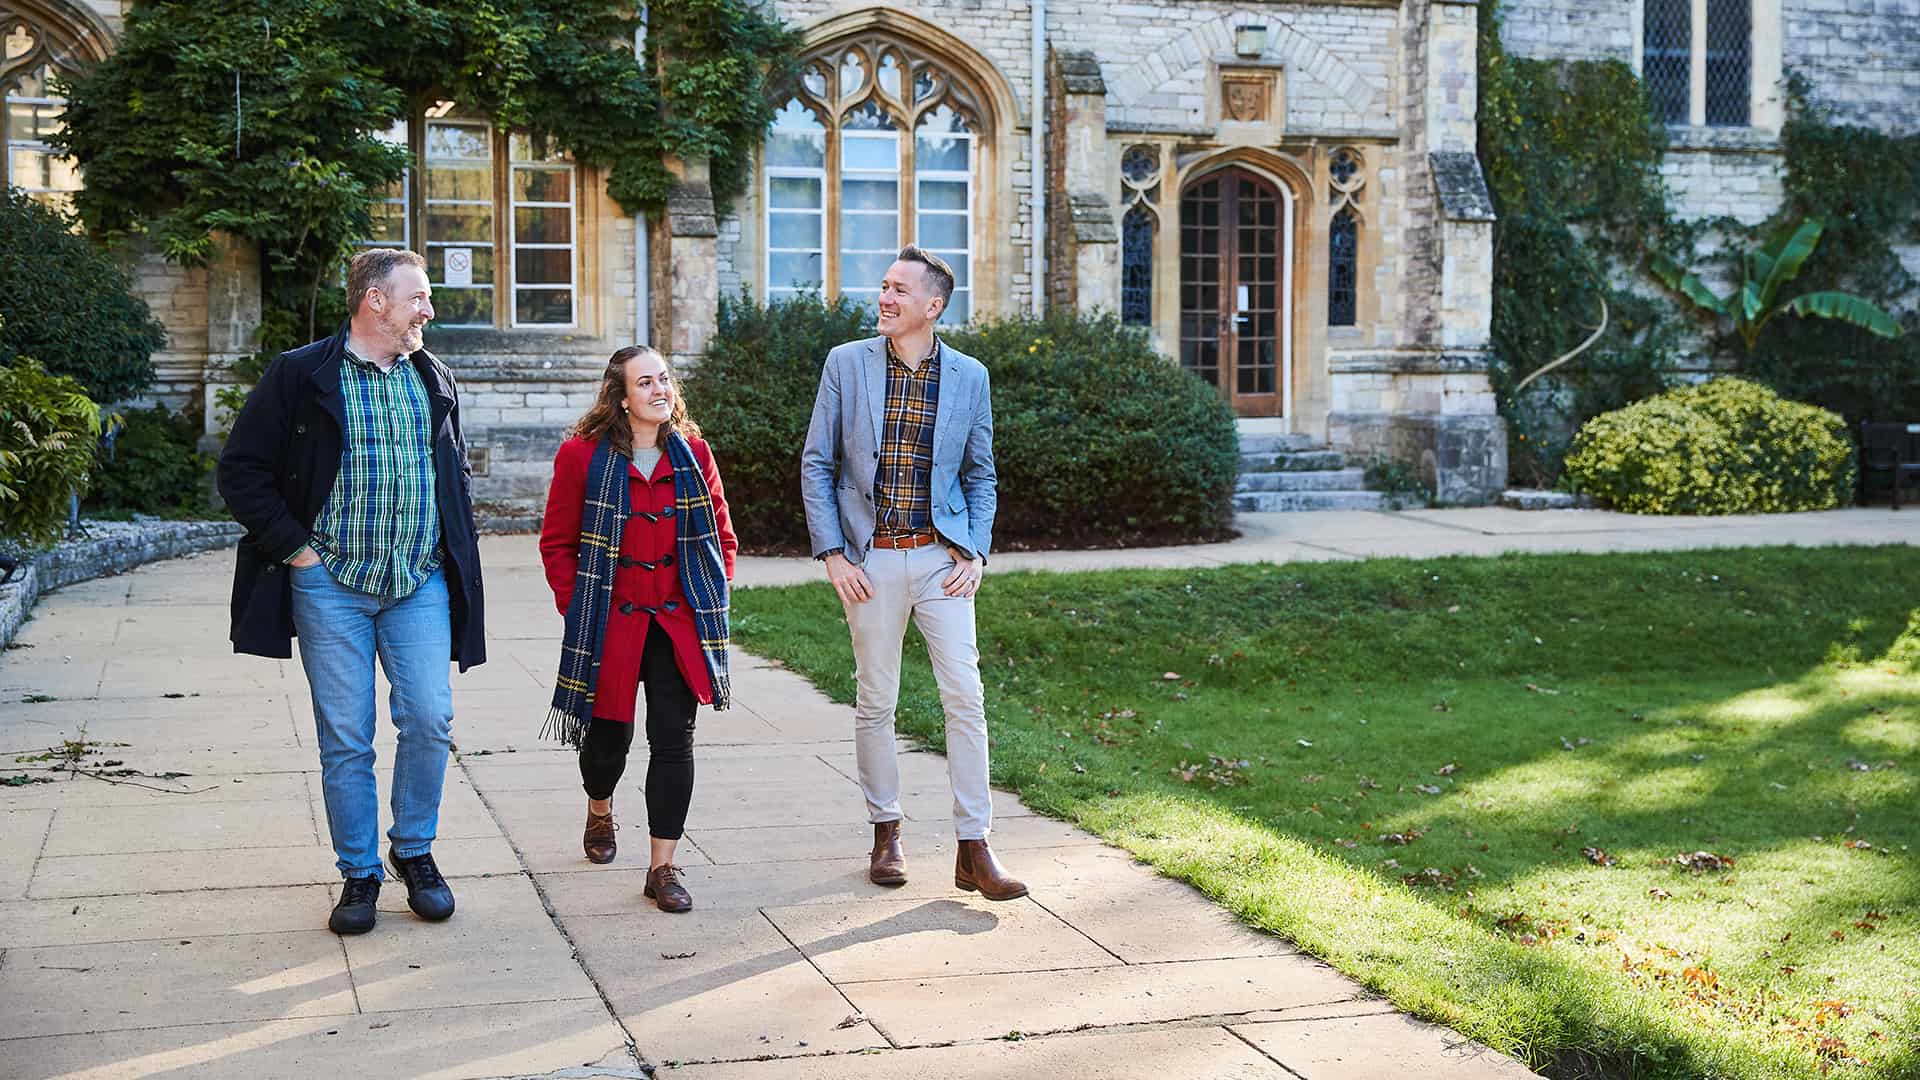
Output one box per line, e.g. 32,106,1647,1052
346,248,427,316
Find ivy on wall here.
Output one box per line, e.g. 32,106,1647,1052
55,0,798,357
1476,0,1688,487
1737,74,1920,427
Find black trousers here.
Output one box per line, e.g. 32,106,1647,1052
578,621,697,840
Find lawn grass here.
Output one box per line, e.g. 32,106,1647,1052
732,545,1920,1079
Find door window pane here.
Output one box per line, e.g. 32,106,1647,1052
425,118,495,325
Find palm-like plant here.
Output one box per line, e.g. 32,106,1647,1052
1651,217,1902,352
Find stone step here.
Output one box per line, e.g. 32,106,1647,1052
1236,467,1369,493
1237,431,1322,455
1234,490,1387,513
1239,449,1347,473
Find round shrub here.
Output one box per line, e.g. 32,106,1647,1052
85,403,212,515
0,358,102,544
684,296,1238,551
0,191,165,403
1563,377,1855,514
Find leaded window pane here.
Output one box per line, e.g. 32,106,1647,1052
1704,0,1751,127
1643,0,1691,125
1121,204,1154,326
1328,208,1357,327
424,118,495,326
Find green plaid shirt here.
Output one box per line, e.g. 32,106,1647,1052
309,348,443,598
875,336,941,537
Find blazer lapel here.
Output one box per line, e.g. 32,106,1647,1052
930,340,957,469
307,323,350,433
861,337,886,451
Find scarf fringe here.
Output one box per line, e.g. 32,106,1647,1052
541,706,590,751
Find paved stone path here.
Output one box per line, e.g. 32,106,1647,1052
4,507,1912,1078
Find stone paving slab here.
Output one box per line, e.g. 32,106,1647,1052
1232,1012,1543,1078
666,1025,1297,1079
0,930,357,1038
0,807,52,900
26,834,522,899
768,895,1124,982
0,885,336,948
0,1001,627,1080
838,955,1362,1046
564,907,886,1062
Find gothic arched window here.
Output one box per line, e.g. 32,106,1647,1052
2,13,90,215
1327,148,1364,327
1118,144,1162,327
765,37,987,324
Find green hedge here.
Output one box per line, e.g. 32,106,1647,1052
0,359,101,544
1563,377,1855,514
85,403,212,515
683,296,1238,551
0,191,165,403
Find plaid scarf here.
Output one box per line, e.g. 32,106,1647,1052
543,432,731,749
664,429,732,711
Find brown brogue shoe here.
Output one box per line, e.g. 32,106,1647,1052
869,820,907,886
583,809,618,864
955,838,1028,901
643,864,694,912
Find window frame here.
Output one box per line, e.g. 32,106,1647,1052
1634,0,1782,132
359,110,583,333
760,36,990,325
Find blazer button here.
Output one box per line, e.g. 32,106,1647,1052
872,451,879,459
295,424,307,435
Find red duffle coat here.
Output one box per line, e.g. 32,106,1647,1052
538,435,737,721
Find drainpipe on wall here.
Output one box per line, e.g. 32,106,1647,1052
634,8,652,346
1030,0,1046,316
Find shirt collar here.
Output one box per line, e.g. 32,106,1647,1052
884,334,941,372
343,346,405,372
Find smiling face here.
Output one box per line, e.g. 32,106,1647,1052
876,259,945,337
367,264,434,356
621,349,676,432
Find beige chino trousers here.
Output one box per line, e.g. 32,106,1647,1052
842,543,994,839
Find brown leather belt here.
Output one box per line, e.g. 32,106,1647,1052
872,530,939,550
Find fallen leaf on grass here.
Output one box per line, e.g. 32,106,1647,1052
1525,683,1560,695
1831,930,1847,942
1648,888,1673,901
1435,763,1459,776
1403,867,1456,889
1432,700,1453,712
1582,847,1616,867
1296,738,1314,748
1161,672,1181,681
1380,830,1423,845
1416,784,1443,795
1672,851,1735,872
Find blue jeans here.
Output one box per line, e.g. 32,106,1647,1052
291,562,453,880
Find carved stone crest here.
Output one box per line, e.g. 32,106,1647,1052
1223,78,1268,123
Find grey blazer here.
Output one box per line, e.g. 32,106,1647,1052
800,336,997,565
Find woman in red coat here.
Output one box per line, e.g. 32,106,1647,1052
539,345,736,912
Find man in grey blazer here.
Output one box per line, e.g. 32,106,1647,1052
800,245,1027,901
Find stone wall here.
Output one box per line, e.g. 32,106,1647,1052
1496,0,1634,62
1783,0,1920,134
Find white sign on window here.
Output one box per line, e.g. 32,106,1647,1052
444,247,473,288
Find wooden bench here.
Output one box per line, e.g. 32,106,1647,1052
1860,421,1920,509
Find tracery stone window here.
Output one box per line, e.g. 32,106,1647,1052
1119,144,1161,326
1642,0,1754,127
2,13,86,214
764,36,987,323
1327,148,1364,327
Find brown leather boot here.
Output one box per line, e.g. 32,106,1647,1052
869,820,907,886
643,864,693,912
583,808,617,864
955,838,1028,901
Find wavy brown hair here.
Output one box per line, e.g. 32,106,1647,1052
567,345,702,456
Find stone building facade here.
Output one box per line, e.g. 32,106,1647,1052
5,0,1917,507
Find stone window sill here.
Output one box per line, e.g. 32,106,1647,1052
1664,126,1782,153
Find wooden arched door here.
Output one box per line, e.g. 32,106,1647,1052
1179,167,1291,418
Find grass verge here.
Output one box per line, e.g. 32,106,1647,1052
733,546,1920,1079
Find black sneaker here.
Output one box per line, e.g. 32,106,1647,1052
329,875,381,935
387,848,456,921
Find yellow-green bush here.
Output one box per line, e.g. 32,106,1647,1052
1563,378,1855,514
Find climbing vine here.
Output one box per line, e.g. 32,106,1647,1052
56,0,798,356
1735,73,1920,427
1476,0,1688,486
